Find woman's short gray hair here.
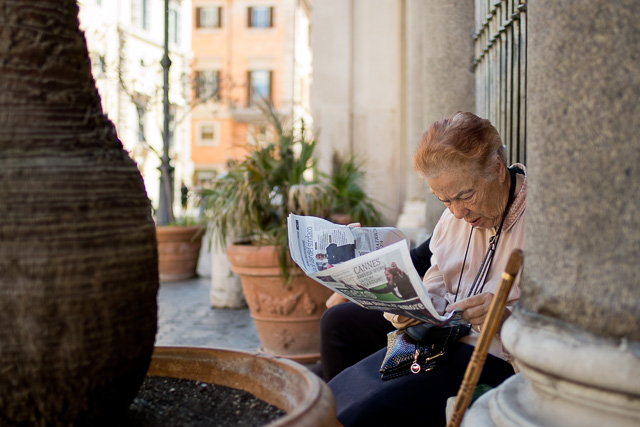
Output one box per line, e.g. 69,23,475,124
413,111,507,181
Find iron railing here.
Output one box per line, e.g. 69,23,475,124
474,0,527,165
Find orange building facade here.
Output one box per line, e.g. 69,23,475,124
190,0,312,186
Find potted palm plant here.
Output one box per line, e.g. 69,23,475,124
198,103,332,362
198,102,382,362
327,151,384,226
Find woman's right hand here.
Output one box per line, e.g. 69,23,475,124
383,312,422,330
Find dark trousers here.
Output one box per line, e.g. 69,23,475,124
316,302,395,382
328,342,515,427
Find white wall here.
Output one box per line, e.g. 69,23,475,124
78,0,193,221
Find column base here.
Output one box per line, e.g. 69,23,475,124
396,199,430,244
462,311,640,426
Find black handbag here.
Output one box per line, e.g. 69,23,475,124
379,316,471,380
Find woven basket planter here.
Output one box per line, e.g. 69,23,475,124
0,1,158,424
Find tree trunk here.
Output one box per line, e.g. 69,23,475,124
0,1,158,424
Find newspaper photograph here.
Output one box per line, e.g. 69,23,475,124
287,214,459,325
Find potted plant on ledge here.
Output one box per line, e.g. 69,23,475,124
156,217,205,282
327,151,384,227
198,102,382,363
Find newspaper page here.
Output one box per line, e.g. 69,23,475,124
287,214,458,325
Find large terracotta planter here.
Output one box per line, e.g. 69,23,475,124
226,244,333,364
149,347,337,426
156,225,205,282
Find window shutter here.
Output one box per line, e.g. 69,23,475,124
269,6,274,27
268,70,273,100
218,6,222,28
216,70,221,99
142,0,148,30
247,70,252,106
247,7,252,27
196,7,201,28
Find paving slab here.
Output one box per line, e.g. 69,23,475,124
155,276,261,353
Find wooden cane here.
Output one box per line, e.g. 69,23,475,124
446,249,523,427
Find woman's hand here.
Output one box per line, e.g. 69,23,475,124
446,292,495,331
326,292,348,308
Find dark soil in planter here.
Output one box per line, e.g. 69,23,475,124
126,376,286,426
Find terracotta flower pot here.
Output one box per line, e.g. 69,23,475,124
149,347,337,426
156,225,205,282
226,244,333,364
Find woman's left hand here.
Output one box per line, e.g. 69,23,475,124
325,292,348,308
445,292,494,331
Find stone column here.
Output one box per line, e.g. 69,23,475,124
210,244,245,309
311,0,404,224
209,232,246,309
465,2,640,425
309,0,353,176
398,0,475,238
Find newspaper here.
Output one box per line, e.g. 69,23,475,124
287,214,459,325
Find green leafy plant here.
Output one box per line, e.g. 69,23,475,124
198,102,383,280
197,102,332,278
327,151,383,227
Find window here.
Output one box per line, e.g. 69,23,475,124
170,8,180,44
247,70,272,105
92,54,107,77
136,105,146,142
165,103,178,148
132,0,149,30
195,70,221,100
195,170,218,188
132,93,149,143
247,6,273,28
196,6,222,29
201,125,215,140
196,122,220,146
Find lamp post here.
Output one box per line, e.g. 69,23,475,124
157,0,174,225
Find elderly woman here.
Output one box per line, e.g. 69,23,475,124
328,112,526,426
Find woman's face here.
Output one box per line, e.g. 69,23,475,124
427,163,508,230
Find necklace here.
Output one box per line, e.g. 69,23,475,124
453,167,517,302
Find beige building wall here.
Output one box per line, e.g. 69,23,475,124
311,0,405,225
190,0,312,184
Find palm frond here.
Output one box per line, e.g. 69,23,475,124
197,100,383,280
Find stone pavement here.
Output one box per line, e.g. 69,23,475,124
155,276,261,353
